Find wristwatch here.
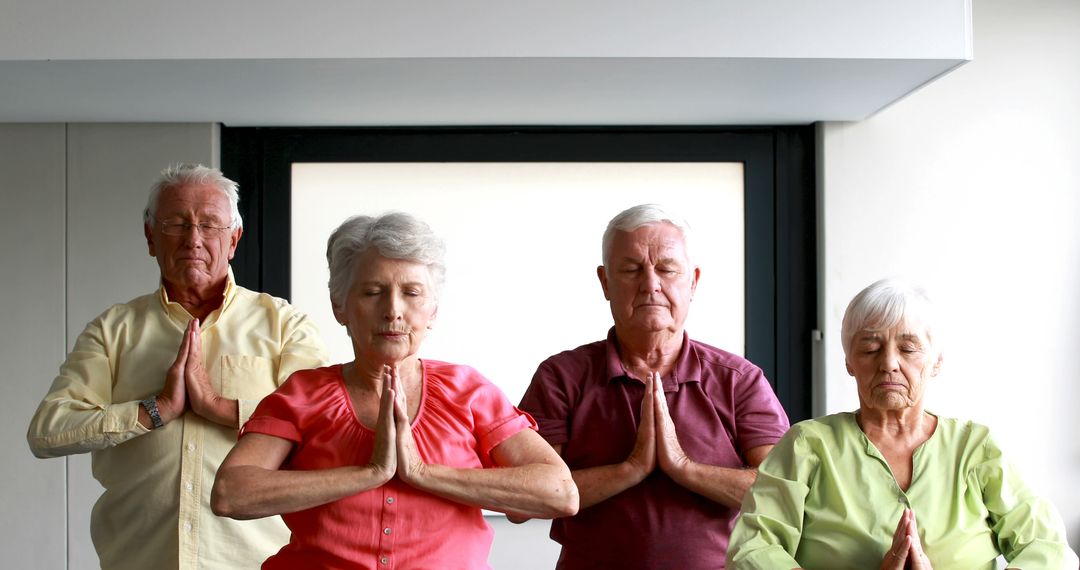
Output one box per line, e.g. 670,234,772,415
140,396,164,429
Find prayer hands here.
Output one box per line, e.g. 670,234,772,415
880,509,933,570
155,319,237,428
626,372,658,478
653,372,692,476
369,365,398,482
626,372,693,480
179,319,236,427
392,366,427,485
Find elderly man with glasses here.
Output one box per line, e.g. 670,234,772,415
27,164,327,570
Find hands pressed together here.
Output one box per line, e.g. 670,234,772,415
879,509,933,570
151,318,237,428
626,372,693,482
366,364,428,487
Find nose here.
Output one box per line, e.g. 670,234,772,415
179,225,204,247
879,345,901,372
639,268,662,293
383,291,404,322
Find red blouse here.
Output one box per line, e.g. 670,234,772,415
241,361,536,570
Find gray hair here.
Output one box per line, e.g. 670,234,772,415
326,212,447,313
143,164,242,230
841,278,938,357
601,204,692,267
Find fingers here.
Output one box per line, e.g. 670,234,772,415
187,318,202,363
172,320,192,370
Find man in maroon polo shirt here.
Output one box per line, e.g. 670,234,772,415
518,204,790,569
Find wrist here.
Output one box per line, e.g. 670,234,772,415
623,457,652,483
140,396,165,429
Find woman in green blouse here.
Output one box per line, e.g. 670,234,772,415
728,278,1078,570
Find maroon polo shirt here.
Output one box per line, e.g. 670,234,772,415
519,328,790,569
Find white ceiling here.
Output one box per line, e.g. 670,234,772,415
0,57,966,126
0,1,972,126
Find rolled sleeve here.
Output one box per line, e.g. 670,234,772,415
728,427,811,568
978,436,1080,568
27,318,150,458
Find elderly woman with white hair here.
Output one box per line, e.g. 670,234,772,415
727,278,1078,569
212,212,578,569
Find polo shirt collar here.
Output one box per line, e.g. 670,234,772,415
157,266,237,327
603,327,702,388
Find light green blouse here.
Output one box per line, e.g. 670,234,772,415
728,412,1078,569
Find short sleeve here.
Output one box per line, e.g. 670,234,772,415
239,374,307,444
732,364,791,452
975,432,1079,568
727,425,813,569
518,359,574,446
469,378,538,465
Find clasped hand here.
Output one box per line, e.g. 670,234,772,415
880,508,933,570
626,372,693,481
157,318,234,427
367,365,427,486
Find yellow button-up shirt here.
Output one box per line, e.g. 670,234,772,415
28,272,328,570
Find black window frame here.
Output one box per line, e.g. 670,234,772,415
221,126,815,422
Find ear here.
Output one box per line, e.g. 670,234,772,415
690,265,701,299
227,227,243,261
145,223,157,257
428,304,438,329
331,300,346,326
845,359,855,377
930,351,944,377
597,265,611,300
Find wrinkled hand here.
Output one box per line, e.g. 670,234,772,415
157,319,192,424
393,367,427,485
625,371,657,480
368,365,397,482
880,509,933,570
181,319,233,426
654,371,692,476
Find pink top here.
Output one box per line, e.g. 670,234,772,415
241,361,536,570
519,329,790,569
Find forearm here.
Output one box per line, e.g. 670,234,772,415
669,461,757,508
211,464,391,520
409,462,577,518
28,399,146,458
199,397,239,428
570,461,649,510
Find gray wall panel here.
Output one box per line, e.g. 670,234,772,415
0,124,68,569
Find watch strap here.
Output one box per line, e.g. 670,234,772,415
141,396,164,429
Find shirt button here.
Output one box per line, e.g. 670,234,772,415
383,527,392,535
185,482,194,492
184,522,192,533
187,443,196,452
380,556,389,565
386,497,395,504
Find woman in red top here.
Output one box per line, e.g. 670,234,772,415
211,212,578,569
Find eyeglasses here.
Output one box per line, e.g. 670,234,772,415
156,220,232,237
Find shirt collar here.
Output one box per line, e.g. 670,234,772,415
157,267,237,326
603,326,701,387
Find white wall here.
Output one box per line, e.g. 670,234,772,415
818,0,1080,550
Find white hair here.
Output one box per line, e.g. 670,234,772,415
601,203,692,267
143,164,242,229
326,212,446,314
841,278,939,357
